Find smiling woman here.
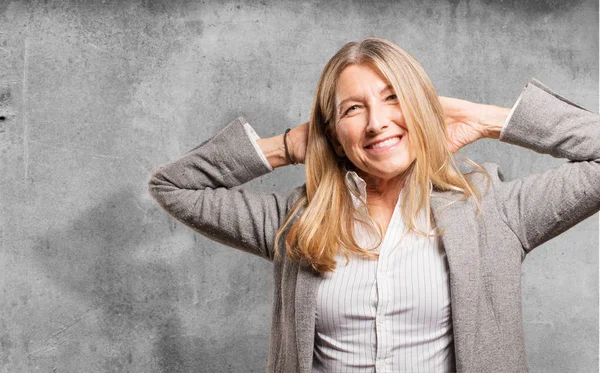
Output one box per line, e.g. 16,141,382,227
276,39,494,275
148,37,600,373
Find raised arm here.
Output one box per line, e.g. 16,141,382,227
147,117,305,261
489,78,600,253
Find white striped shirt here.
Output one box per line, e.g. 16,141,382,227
312,171,455,373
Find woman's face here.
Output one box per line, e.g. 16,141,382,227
332,64,416,183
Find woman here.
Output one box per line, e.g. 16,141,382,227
148,37,599,373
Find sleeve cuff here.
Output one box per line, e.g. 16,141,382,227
499,92,524,139
243,122,274,172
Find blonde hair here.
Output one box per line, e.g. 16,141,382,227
274,37,489,273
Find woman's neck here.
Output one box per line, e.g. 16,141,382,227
358,171,405,207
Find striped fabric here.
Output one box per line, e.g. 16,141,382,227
312,171,455,373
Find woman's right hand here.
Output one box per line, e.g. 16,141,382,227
286,121,309,164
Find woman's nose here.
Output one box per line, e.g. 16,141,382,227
366,106,388,133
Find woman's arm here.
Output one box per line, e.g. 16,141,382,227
489,79,599,253
442,78,600,254
147,117,303,261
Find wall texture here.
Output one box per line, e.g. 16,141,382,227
0,0,597,372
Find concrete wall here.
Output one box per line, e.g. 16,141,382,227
0,0,597,372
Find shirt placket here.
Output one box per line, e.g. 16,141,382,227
374,201,401,373
374,256,387,372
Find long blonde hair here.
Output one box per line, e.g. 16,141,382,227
274,37,488,273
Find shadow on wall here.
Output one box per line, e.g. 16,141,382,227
30,188,197,372
472,0,587,13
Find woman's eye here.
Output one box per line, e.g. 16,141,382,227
344,105,359,115
386,94,398,101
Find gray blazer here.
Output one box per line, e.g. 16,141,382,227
148,78,600,373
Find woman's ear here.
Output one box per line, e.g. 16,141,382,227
325,126,345,157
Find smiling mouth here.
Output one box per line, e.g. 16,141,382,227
365,136,402,150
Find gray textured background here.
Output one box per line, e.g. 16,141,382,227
0,0,597,372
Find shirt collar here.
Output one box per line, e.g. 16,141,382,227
344,170,368,207
343,170,433,208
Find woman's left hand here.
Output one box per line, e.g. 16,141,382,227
439,96,508,153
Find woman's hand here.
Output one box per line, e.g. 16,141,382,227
439,96,509,153
286,121,309,164
256,121,309,168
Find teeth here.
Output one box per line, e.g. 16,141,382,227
368,136,401,149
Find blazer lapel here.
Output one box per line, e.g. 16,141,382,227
430,190,481,372
295,263,320,373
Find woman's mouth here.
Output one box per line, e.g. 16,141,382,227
365,136,403,151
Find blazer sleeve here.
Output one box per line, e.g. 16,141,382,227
147,116,298,262
490,78,600,254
